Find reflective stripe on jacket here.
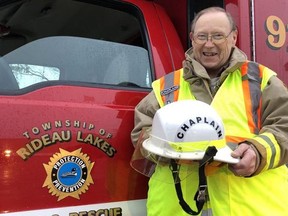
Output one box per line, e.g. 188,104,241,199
148,60,288,216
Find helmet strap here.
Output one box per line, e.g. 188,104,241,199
170,146,218,215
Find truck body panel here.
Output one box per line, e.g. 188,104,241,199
0,0,287,215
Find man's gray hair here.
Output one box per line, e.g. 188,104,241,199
190,7,237,33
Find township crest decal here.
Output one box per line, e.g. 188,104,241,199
43,148,94,201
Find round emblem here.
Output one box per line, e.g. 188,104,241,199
43,148,94,201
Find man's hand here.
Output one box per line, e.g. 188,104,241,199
228,143,258,177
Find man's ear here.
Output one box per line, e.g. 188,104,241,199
189,32,194,41
232,30,238,46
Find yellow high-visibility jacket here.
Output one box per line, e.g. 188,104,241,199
148,61,288,216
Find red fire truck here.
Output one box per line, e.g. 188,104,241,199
0,0,287,215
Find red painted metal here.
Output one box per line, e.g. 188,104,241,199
1,0,288,214
254,0,288,83
0,0,185,214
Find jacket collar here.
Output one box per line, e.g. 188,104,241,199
183,46,247,81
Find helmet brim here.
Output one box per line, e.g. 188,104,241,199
143,137,239,164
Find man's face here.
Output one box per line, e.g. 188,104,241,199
190,12,237,72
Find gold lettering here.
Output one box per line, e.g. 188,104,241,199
31,139,43,151
88,124,95,130
76,132,116,157
65,119,71,127
74,121,80,128
42,134,52,146
96,209,108,216
32,127,40,135
84,134,94,144
93,136,103,147
69,208,121,216
107,146,117,158
61,130,71,141
16,147,31,160
99,128,106,136
88,211,96,216
17,131,72,160
42,122,52,131
101,141,110,152
77,131,84,141
55,120,62,128
23,131,30,139
106,133,113,139
26,143,34,153
19,119,116,159
265,15,286,49
112,207,122,216
51,131,62,143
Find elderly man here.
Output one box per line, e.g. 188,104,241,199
131,7,288,216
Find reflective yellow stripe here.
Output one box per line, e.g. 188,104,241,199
152,79,165,107
261,66,276,91
241,62,262,133
212,68,250,137
169,139,226,152
201,200,213,216
150,64,286,216
201,209,213,216
152,69,195,107
252,132,281,170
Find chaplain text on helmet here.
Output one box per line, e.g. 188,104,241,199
176,116,223,141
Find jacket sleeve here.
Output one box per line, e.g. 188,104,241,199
248,75,288,174
130,91,160,147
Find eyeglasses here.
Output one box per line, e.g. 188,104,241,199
193,30,233,45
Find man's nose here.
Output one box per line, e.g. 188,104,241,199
204,36,214,46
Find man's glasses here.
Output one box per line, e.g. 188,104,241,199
193,30,233,45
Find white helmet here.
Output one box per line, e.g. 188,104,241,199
142,100,239,163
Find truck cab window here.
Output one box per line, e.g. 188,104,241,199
0,0,151,92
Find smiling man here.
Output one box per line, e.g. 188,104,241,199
189,8,237,78
131,7,288,216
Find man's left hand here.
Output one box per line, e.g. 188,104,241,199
228,143,257,177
